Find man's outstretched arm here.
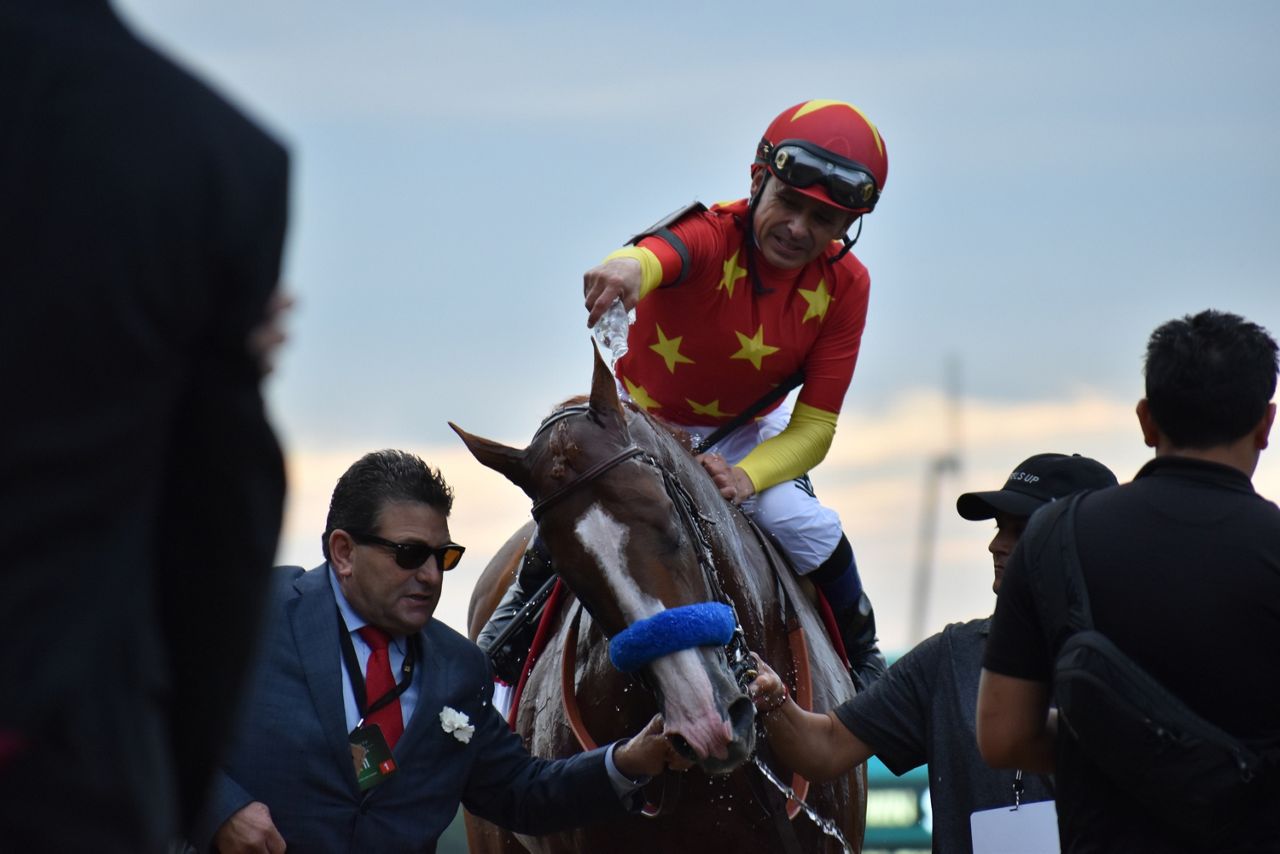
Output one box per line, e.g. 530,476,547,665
747,656,874,782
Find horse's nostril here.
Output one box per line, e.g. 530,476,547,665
728,695,755,739
668,733,697,761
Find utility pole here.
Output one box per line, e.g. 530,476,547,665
907,357,963,645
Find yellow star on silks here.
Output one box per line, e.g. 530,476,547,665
623,377,661,411
730,325,780,371
798,278,832,323
649,325,694,374
718,250,747,298
687,399,732,419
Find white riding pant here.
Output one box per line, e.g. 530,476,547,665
676,404,844,575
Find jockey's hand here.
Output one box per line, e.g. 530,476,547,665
615,714,696,777
697,453,756,505
746,653,789,716
584,257,642,327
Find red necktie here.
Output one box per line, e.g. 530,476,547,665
357,626,404,750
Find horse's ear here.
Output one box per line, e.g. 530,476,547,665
449,422,531,490
588,343,630,436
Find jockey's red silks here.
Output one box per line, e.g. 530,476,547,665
506,578,567,731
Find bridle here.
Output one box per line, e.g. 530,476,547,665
522,405,824,842
525,405,757,690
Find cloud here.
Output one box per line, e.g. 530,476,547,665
279,387,1280,650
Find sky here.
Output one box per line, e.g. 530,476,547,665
116,0,1280,650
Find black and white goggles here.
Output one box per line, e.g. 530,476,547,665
764,139,880,212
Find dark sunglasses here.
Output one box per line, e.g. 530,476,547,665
348,531,465,571
765,139,879,212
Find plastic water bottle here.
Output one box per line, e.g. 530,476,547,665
592,298,632,366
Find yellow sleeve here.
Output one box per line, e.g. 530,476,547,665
736,402,837,493
603,246,664,300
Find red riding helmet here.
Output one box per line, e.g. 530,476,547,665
753,100,888,214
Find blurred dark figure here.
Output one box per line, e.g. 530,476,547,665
0,1,289,850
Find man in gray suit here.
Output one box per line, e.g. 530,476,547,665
200,450,685,853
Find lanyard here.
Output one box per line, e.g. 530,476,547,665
337,611,419,721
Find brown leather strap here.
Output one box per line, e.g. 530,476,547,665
560,602,599,750
784,623,813,820
531,445,644,521
561,602,681,817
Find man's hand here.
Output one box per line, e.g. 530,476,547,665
583,257,642,327
746,653,789,715
213,801,286,854
614,714,695,778
744,652,875,781
697,453,756,505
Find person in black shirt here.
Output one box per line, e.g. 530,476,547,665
979,309,1280,852
748,453,1116,854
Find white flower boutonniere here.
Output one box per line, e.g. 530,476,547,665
439,706,474,744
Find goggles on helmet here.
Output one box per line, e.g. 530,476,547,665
764,139,880,212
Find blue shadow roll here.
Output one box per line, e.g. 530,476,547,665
608,602,735,672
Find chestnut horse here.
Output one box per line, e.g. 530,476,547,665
452,348,865,853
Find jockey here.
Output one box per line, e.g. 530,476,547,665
480,100,889,691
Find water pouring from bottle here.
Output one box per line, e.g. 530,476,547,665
592,298,632,367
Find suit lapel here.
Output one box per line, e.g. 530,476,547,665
289,564,356,785
399,627,439,751
398,624,466,755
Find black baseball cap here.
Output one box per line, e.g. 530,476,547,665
955,453,1118,521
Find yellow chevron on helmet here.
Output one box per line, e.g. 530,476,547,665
755,100,889,213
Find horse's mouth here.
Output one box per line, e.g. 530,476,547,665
665,694,757,774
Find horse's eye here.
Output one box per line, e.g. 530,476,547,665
659,521,685,553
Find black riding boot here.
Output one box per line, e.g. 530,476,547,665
835,592,887,692
811,534,887,692
476,538,555,684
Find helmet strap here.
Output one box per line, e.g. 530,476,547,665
830,216,863,262
744,173,773,295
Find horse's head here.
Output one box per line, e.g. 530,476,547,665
452,346,756,773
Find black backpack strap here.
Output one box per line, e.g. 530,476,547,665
1024,492,1095,654
625,200,706,287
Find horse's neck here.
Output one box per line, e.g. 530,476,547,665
632,411,790,625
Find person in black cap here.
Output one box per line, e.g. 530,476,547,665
747,452,1117,854
979,310,1280,851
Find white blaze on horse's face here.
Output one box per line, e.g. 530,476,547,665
573,503,733,761
574,504,662,621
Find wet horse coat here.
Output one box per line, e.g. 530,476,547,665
453,348,865,853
